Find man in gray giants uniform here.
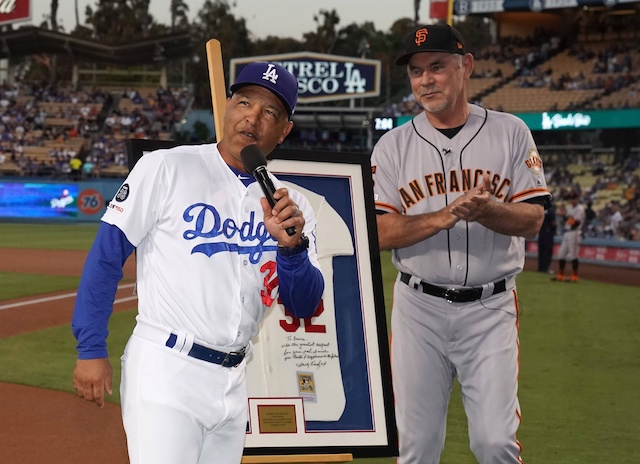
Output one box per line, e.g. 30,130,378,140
371,25,551,463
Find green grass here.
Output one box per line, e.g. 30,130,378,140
0,223,97,299
1,226,640,463
516,272,640,463
0,272,81,300
0,309,137,404
0,222,99,250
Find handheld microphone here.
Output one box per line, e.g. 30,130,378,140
240,144,296,237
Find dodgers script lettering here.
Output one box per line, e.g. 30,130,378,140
182,204,275,263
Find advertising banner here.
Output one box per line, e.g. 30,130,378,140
0,0,30,26
231,53,381,104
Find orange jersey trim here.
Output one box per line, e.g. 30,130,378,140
510,188,549,203
375,201,401,215
514,289,524,464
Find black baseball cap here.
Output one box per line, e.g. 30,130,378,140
396,24,467,65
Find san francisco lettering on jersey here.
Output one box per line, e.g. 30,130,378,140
399,168,512,210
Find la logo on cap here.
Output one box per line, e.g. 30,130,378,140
262,64,279,84
415,27,429,46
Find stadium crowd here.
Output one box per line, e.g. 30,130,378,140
1,25,639,241
545,152,640,241
0,82,190,179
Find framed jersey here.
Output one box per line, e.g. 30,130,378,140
126,139,397,459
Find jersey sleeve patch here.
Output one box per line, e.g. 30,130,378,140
524,148,543,175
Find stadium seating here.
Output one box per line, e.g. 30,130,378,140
0,23,638,240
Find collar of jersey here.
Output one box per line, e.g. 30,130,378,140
228,164,256,187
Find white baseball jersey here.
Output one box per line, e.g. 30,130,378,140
372,104,550,286
246,184,354,421
102,143,321,351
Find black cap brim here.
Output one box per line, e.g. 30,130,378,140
396,49,464,65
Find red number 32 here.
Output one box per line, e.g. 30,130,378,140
261,261,326,334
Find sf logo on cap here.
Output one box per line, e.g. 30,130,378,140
262,64,279,84
415,27,429,46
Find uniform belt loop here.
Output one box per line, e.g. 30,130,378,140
181,333,195,355
168,331,188,353
480,282,495,300
408,274,422,290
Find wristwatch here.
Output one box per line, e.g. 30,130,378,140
277,233,309,256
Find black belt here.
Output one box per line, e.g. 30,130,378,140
400,272,506,303
165,333,246,368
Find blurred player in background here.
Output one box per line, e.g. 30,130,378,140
552,191,585,282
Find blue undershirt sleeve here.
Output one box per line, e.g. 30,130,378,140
71,222,135,360
276,250,325,319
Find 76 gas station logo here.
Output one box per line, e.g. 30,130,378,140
78,189,104,215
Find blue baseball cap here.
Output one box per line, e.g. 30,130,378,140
230,62,298,118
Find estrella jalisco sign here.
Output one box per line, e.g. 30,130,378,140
230,52,381,104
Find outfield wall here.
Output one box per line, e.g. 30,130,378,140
0,177,121,223
526,239,640,269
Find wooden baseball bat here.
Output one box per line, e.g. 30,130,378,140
206,38,227,141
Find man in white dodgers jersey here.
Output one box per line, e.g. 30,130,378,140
371,24,551,463
71,62,324,464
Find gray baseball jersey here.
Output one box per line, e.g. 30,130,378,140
372,104,550,286
565,203,586,232
557,202,586,260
